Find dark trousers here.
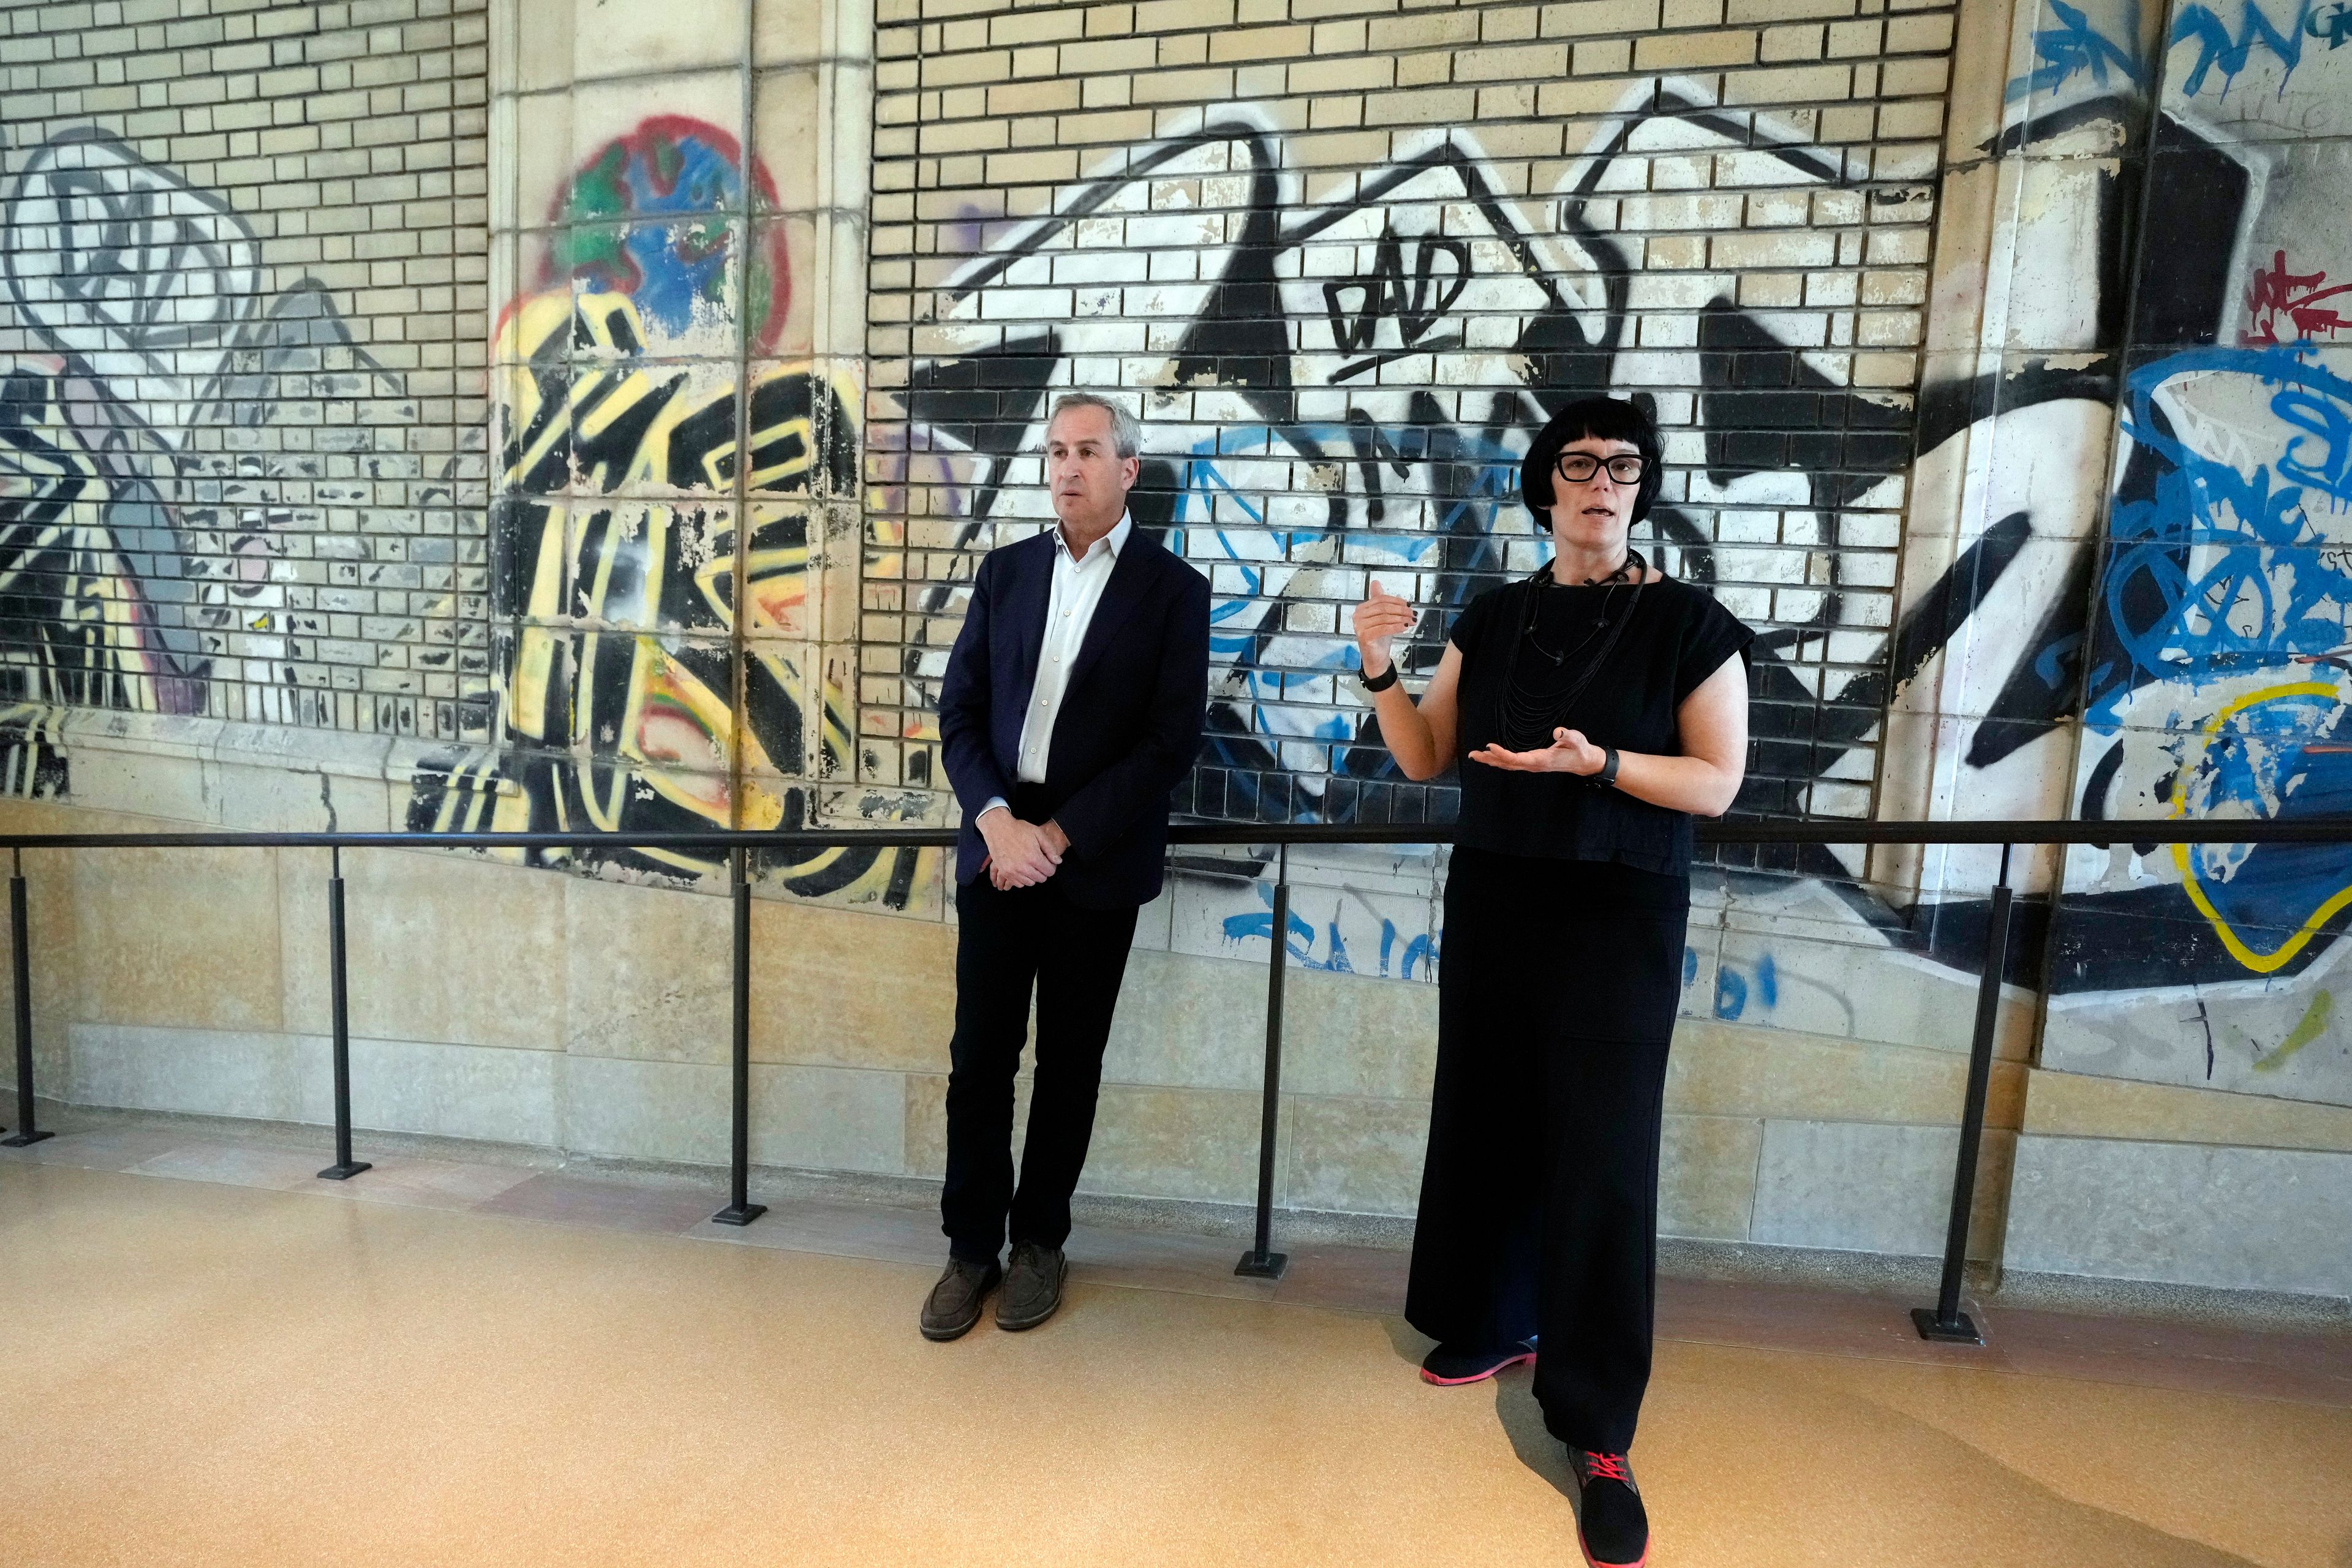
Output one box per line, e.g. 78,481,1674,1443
941,872,1139,1263
1404,847,1687,1453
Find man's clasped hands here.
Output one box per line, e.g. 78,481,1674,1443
977,810,1071,891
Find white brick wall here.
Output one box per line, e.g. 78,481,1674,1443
1,0,491,741
861,0,1953,839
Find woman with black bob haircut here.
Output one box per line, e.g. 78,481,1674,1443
1350,394,1751,1568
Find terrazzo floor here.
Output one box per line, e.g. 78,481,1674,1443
2,1124,2346,1566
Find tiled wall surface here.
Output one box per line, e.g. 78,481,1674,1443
0,0,491,739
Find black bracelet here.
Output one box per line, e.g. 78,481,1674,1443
1359,662,1400,693
1589,747,1620,788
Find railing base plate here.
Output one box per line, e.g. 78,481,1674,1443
1234,1250,1288,1280
1,1129,53,1148
1910,1306,1983,1344
711,1202,767,1227
317,1161,372,1181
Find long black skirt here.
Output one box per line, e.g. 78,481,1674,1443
1404,845,1689,1453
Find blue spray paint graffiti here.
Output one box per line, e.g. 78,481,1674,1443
2171,684,2352,973
2093,344,2352,730
1178,422,1525,814
2169,0,2316,96
1713,953,1779,1021
2009,0,2146,100
1221,883,1436,978
2082,344,2352,973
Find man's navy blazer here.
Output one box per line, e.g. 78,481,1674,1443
938,524,1211,910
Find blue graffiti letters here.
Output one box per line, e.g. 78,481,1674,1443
2096,346,2352,720
2009,0,2146,100
2170,0,2315,95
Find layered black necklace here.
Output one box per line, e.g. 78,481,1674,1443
1491,548,1648,752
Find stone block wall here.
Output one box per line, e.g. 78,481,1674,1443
0,782,2032,1261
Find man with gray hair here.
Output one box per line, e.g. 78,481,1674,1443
923,393,1211,1340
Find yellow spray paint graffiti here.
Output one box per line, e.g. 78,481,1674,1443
409,286,931,905
2168,680,2352,974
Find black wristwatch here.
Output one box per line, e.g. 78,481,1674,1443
1359,661,1400,693
1589,748,1621,789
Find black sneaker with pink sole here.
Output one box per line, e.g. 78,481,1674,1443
1567,1447,1648,1568
1418,1338,1537,1385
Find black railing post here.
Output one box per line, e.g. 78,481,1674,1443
318,845,371,1180
1236,843,1291,1280
712,846,766,1226
1,846,51,1147
1914,841,2014,1343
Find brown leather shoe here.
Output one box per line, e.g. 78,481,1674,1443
919,1256,1001,1342
995,1240,1067,1331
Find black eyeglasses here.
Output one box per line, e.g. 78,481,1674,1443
1554,453,1647,485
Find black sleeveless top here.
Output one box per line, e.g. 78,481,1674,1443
1447,570,1752,875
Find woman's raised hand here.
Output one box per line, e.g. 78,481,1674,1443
1467,726,1607,775
1352,579,1417,678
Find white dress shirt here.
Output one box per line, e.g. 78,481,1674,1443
979,513,1132,824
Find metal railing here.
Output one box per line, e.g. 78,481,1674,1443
4,815,2346,1345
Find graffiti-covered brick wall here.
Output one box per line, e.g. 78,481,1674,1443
407,0,913,903
864,0,1957,842
2062,3,2352,1080
1891,0,2352,1112
0,0,491,744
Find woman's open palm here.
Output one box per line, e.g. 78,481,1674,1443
1468,726,1605,775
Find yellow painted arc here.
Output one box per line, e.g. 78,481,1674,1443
2166,680,2352,974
